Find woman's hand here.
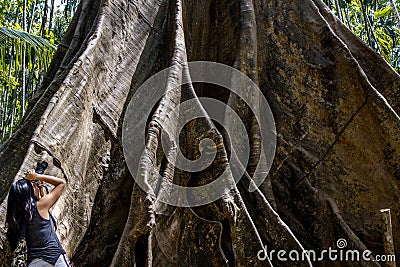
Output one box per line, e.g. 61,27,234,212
25,169,37,181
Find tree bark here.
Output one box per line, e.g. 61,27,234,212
1,0,399,266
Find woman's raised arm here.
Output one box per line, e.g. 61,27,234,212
26,170,67,211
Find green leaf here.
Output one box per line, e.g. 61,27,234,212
374,6,392,19
0,27,56,51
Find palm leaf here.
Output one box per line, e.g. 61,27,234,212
0,27,56,51
0,27,56,79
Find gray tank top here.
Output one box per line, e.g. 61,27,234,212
26,203,66,265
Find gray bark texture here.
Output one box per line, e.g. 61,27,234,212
0,0,399,266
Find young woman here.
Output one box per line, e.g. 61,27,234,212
6,169,71,267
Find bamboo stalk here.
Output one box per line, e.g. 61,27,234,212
48,0,55,33
334,0,343,21
1,45,14,143
0,87,9,142
344,6,352,29
26,53,37,99
28,0,38,33
0,85,6,142
389,0,400,29
366,12,382,54
21,46,26,119
21,0,27,119
41,0,49,38
361,0,373,47
8,87,17,137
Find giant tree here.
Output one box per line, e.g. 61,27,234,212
0,0,399,266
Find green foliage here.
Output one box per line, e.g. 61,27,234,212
0,0,78,144
324,0,400,72
374,6,392,19
0,27,56,50
0,27,55,95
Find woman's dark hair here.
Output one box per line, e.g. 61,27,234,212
6,179,36,250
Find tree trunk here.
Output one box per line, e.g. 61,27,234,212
1,0,400,266
28,0,38,33
7,87,17,137
41,0,49,38
21,0,27,119
0,85,9,142
48,0,55,34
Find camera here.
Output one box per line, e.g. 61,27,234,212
35,161,48,174
32,161,48,185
